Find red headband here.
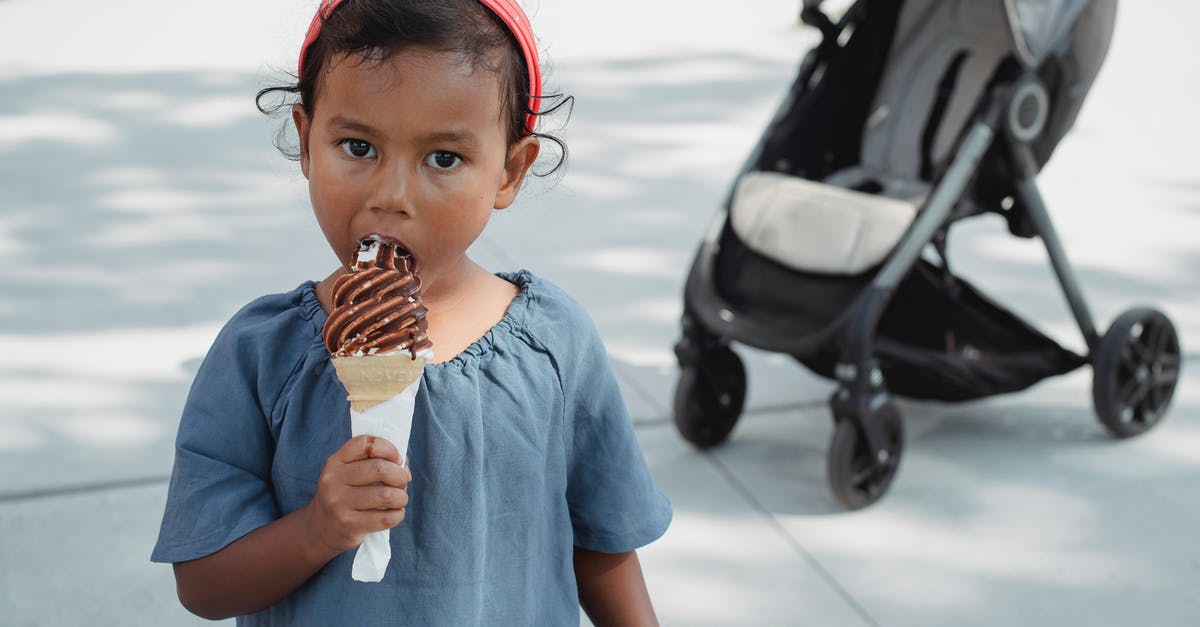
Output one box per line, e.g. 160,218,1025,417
298,0,542,134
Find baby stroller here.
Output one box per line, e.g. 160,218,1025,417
673,0,1181,509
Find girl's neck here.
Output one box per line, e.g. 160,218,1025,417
419,259,486,314
422,262,519,363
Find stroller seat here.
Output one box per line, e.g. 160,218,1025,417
730,170,921,275
730,0,1014,276
863,0,1013,181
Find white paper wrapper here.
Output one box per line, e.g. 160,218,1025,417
348,369,422,583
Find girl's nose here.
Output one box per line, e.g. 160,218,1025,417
368,162,413,216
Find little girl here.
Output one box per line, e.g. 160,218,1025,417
151,1,671,624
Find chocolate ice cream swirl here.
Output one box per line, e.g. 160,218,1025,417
322,237,432,358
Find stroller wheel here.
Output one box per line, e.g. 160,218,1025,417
672,346,747,449
827,402,904,510
1092,308,1181,438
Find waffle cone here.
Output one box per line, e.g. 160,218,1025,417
332,353,427,412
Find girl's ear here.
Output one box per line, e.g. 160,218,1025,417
494,136,540,210
292,104,312,179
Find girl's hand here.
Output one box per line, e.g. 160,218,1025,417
302,435,411,554
172,435,409,619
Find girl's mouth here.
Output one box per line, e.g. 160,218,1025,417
353,233,418,272
357,233,411,256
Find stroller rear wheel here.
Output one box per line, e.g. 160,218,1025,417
1092,308,1180,438
673,346,747,449
827,401,904,509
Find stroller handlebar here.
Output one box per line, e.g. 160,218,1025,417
800,0,839,42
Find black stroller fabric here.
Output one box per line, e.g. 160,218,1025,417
865,262,1086,401
715,225,1085,401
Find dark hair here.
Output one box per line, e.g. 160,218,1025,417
257,0,570,175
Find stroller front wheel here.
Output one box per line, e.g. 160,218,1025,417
672,346,747,449
827,402,904,510
1092,308,1181,438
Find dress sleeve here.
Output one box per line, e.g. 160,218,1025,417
562,314,672,554
150,311,288,564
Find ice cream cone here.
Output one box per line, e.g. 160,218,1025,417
332,352,427,413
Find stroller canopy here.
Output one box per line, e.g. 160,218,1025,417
1004,0,1089,67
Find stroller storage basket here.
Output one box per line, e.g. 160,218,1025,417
713,224,1086,401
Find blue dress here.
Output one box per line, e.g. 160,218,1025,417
151,271,672,626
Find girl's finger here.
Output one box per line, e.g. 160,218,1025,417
364,507,407,532
333,507,407,536
348,485,409,511
338,434,400,464
345,457,409,488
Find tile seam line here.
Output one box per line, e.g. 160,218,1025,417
0,407,828,501
609,359,673,420
705,452,880,627
0,474,170,504
631,398,829,429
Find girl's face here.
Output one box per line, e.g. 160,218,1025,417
294,47,538,298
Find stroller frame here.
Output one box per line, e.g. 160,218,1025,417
674,0,1181,508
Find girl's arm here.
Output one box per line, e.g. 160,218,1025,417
174,503,341,619
574,548,659,627
174,435,410,619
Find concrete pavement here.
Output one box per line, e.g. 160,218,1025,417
1,1,1197,625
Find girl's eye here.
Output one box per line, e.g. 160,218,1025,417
340,139,376,159
425,151,462,171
